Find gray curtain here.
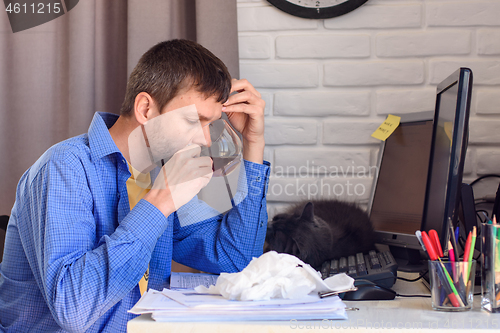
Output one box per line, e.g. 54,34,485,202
0,0,240,215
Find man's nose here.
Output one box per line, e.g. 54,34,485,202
193,124,211,147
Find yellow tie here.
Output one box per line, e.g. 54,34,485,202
125,162,151,295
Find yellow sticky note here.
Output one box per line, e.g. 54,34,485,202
371,114,401,141
444,121,453,146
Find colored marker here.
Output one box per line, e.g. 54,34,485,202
449,233,467,305
448,218,459,263
421,231,438,261
440,285,446,306
429,229,444,258
463,231,472,262
448,240,457,282
466,227,477,282
415,230,426,252
455,274,468,305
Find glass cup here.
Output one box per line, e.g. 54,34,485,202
429,259,476,311
200,119,242,177
481,223,500,313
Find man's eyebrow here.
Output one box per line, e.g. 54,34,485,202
185,114,211,122
197,115,212,122
198,114,221,122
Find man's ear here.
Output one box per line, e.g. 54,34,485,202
133,92,157,125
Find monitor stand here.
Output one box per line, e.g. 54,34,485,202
389,246,427,272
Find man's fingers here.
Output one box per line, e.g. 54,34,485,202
176,144,201,158
186,155,212,171
229,78,261,98
155,152,212,189
176,160,213,187
223,103,263,116
224,90,263,108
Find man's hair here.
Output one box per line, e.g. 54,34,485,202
120,39,232,116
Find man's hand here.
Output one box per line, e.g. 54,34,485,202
223,79,265,164
143,145,213,216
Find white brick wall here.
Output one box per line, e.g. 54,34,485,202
469,120,500,144
238,6,317,31
376,31,471,58
324,61,425,86
477,149,500,175
376,88,436,115
276,34,370,59
237,0,500,216
322,120,381,145
274,91,371,117
274,148,371,175
240,63,319,87
238,35,272,59
264,118,318,145
477,30,500,55
323,3,421,29
476,89,500,114
426,1,500,27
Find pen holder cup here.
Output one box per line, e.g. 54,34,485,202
481,223,500,313
429,260,476,311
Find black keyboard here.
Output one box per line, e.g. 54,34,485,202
320,250,398,289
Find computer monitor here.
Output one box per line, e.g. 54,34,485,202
368,112,434,253
422,68,473,249
368,68,473,269
493,182,500,221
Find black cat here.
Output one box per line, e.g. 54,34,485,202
264,199,376,269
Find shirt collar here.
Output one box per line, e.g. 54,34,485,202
88,112,122,161
127,162,152,189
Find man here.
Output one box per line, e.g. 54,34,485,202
0,39,269,332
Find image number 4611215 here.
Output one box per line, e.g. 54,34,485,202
3,0,79,33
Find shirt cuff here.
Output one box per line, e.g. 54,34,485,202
239,159,271,198
118,199,168,254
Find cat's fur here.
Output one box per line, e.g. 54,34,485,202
264,199,376,269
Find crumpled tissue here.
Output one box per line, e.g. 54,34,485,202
195,251,355,301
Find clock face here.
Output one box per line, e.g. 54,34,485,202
267,0,369,19
286,0,350,8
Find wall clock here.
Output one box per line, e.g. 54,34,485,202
267,0,369,19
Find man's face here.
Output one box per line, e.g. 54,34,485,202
158,87,223,147
128,87,223,172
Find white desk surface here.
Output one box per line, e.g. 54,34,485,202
127,272,500,332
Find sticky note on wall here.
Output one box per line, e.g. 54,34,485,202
371,114,401,141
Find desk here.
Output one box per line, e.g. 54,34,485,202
127,273,499,332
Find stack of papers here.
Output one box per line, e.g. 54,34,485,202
169,272,219,290
129,288,347,322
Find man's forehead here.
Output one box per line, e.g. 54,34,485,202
169,101,221,122
196,103,222,122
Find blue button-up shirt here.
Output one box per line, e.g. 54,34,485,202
0,112,270,332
